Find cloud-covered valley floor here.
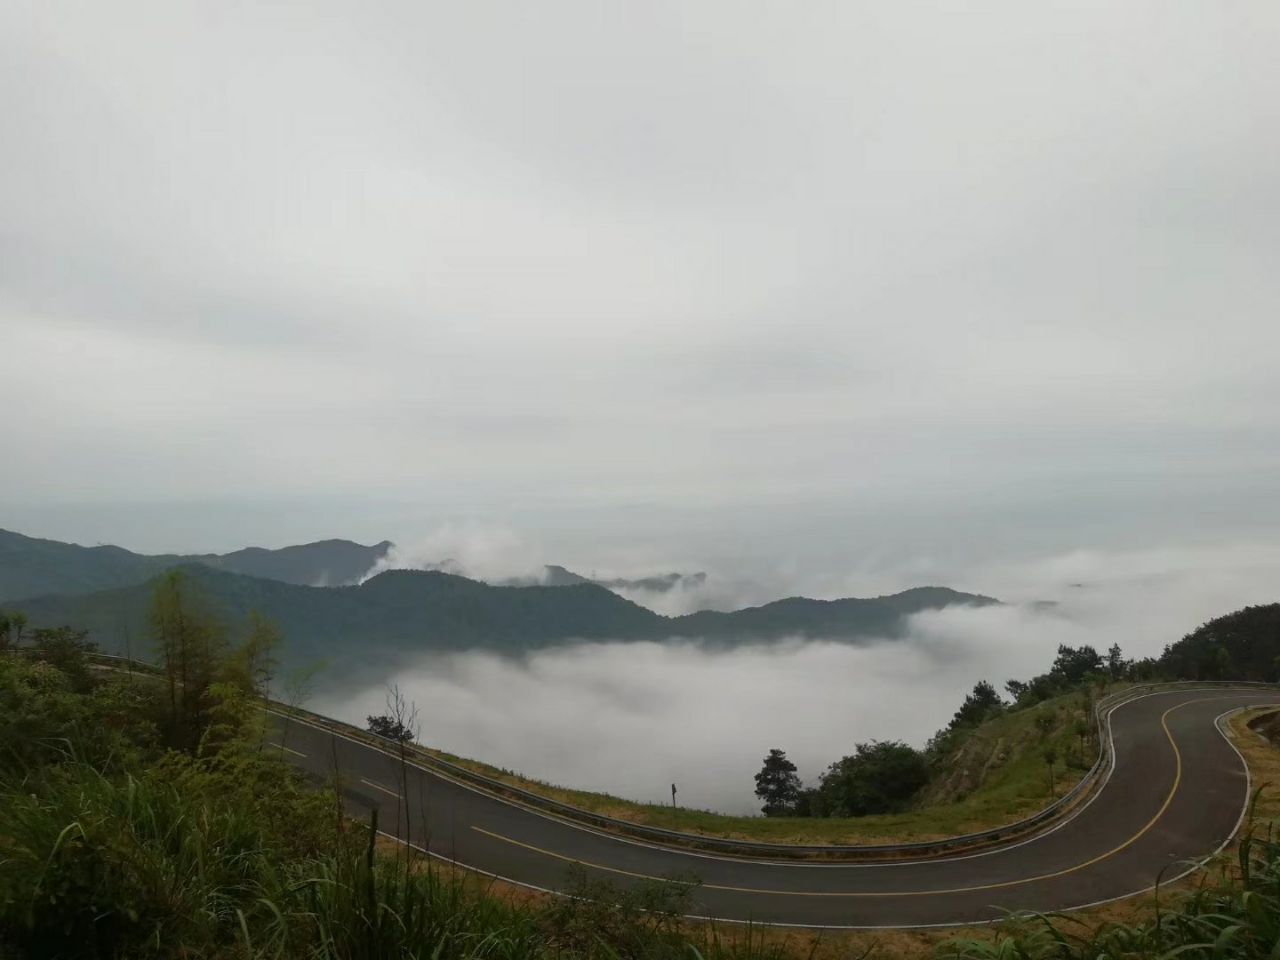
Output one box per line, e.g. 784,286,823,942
315,542,1280,815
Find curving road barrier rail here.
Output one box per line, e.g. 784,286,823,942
10,650,1277,925
58,652,1279,862
267,677,1277,861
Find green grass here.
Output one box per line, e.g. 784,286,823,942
417,688,1105,847
939,823,1280,960
0,653,796,960
101,651,1107,847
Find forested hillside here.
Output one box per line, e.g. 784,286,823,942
11,565,995,671
0,607,778,960
1159,603,1280,680
0,528,392,601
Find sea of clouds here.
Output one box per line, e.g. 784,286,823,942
316,539,1280,815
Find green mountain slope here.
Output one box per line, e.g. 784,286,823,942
672,587,994,643
13,565,996,672
0,529,186,601
213,539,393,586
500,565,707,593
1159,603,1280,681
0,528,392,601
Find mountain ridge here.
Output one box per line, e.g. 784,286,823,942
0,528,706,602
11,564,998,676
0,528,393,602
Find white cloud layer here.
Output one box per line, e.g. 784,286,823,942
1,3,1277,563
360,523,548,585
315,541,1280,814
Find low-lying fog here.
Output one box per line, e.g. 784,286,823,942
315,542,1280,815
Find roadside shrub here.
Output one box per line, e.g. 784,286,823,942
818,740,930,816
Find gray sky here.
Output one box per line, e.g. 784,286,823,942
3,2,1278,583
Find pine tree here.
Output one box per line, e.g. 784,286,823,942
754,748,802,816
1106,643,1125,679
149,571,227,751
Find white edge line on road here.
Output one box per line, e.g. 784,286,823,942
281,691,1274,929
268,687,1180,873
266,741,307,758
360,777,403,799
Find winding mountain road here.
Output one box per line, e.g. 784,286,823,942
271,687,1275,928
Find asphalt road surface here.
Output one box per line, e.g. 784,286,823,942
269,687,1276,928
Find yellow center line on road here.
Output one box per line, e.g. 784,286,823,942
471,699,1204,899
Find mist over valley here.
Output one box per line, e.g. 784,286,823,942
5,525,1276,814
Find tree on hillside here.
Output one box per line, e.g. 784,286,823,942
1034,711,1056,738
1130,656,1161,681
0,611,27,651
29,626,97,692
1208,645,1234,680
366,714,415,743
1072,718,1090,763
1106,643,1126,680
949,680,1003,730
1159,605,1280,681
224,611,281,697
1027,673,1059,702
149,570,228,751
818,741,929,817
753,748,802,816
1042,745,1058,796
1051,644,1103,684
366,701,414,742
1004,679,1029,702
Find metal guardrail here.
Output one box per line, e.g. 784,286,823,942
274,675,1278,860
67,652,1279,861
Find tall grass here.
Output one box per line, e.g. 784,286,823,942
0,754,297,956
0,759,789,959
0,656,790,959
940,812,1280,960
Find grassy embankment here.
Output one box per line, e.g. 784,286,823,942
739,701,1280,960
412,687,1104,846
104,649,1102,845
0,653,793,960
421,700,1280,960
9,637,1277,960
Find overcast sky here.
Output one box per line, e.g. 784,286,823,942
2,2,1278,585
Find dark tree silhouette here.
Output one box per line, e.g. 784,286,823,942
817,740,929,817
1106,643,1126,679
1051,644,1104,684
367,714,415,743
949,680,1003,730
753,748,802,816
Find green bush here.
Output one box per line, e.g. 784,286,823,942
0,637,788,959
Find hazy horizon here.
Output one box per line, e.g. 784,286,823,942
4,2,1278,812
3,2,1278,573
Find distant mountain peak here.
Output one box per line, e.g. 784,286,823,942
14,557,1001,678
0,527,394,602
